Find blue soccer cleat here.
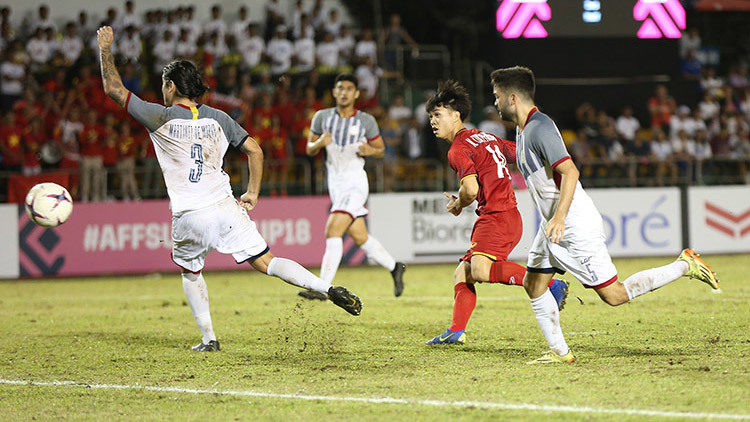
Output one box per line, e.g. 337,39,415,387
426,328,466,345
549,278,569,310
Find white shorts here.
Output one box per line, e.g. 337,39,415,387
171,196,269,272
526,216,618,289
328,171,369,219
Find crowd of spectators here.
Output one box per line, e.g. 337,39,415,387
564,31,750,187
0,1,419,200
0,4,748,203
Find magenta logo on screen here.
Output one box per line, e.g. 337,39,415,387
496,0,551,39
633,0,685,38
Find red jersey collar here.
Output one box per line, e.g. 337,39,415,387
522,107,538,129
176,103,201,110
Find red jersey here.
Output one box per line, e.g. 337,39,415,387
102,134,118,166
80,124,104,157
22,130,42,168
118,135,138,158
292,117,312,156
0,125,23,165
448,128,517,215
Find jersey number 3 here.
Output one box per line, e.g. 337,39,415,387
189,143,203,183
486,145,511,180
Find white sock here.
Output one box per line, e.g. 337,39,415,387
320,237,343,284
623,260,688,300
360,235,396,271
181,272,216,344
267,257,330,293
530,289,569,356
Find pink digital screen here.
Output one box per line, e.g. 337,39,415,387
495,0,685,39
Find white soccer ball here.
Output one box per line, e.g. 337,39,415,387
24,183,74,228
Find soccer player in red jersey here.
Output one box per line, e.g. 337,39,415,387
425,80,568,345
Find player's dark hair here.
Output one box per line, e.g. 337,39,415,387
425,80,472,121
334,73,358,89
490,66,535,101
162,60,209,100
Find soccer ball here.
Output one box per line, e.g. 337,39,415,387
24,183,74,228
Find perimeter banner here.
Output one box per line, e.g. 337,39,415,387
369,188,682,263
18,197,332,277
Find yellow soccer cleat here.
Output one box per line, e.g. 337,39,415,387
527,350,576,365
678,249,719,290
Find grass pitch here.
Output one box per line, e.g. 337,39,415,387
1,254,748,421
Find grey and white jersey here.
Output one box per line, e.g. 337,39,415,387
516,108,598,222
126,93,249,213
310,107,380,176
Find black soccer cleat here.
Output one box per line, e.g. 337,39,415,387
327,286,362,316
191,340,221,352
391,262,406,297
297,290,329,301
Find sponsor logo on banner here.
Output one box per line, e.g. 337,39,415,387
17,197,331,277
704,202,750,239
19,216,66,276
370,188,682,264
689,186,750,254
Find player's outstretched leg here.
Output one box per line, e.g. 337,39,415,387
619,249,719,302
679,248,719,289
182,271,220,352
253,252,363,316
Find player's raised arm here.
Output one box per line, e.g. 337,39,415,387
97,26,130,107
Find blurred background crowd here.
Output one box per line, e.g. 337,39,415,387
0,1,749,203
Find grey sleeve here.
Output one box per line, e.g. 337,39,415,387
215,110,250,148
310,110,325,135
126,93,168,132
530,120,570,167
362,113,380,140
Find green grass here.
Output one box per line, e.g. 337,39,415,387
1,254,749,421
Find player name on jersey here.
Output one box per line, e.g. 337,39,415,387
167,122,219,140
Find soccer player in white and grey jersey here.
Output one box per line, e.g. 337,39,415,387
490,66,719,364
303,73,406,300
96,26,362,352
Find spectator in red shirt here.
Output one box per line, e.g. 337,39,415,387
102,114,119,199
117,123,140,201
274,89,297,131
22,117,44,176
648,84,677,133
0,110,23,171
80,109,105,202
252,92,276,131
296,84,323,115
266,114,290,196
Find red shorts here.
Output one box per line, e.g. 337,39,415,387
461,208,522,262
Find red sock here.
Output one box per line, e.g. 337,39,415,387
489,261,525,286
449,282,476,331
